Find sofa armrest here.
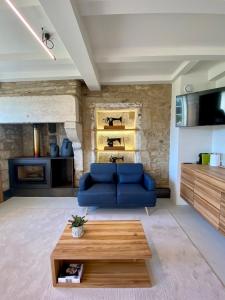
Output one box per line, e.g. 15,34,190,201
143,173,155,191
79,173,92,191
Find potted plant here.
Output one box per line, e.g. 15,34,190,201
68,215,87,238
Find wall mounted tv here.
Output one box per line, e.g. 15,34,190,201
176,87,225,127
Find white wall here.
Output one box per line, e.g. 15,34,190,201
169,69,216,205
179,127,212,163
169,65,225,205
169,77,182,204
211,125,225,165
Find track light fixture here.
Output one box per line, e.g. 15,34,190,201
42,27,55,50
5,0,56,60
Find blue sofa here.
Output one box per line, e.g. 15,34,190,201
77,163,156,208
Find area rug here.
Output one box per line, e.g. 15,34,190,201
0,197,224,300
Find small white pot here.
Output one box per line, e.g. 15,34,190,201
72,226,84,238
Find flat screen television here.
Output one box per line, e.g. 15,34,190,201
176,87,225,127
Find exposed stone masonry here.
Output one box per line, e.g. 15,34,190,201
82,84,171,187
0,80,83,190
0,80,171,191
0,125,23,191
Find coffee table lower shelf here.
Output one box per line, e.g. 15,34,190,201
52,260,151,288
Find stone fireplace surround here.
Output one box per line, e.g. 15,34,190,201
0,80,83,190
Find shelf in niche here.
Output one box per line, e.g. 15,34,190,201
95,149,137,152
104,125,125,130
95,128,138,132
95,109,138,163
104,146,125,151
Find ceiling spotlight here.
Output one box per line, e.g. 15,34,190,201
5,0,56,60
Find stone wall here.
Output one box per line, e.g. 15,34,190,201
0,80,171,190
0,80,82,190
21,124,67,157
0,80,80,96
82,84,171,187
0,125,23,191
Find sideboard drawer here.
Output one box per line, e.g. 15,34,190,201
194,194,220,229
194,179,221,209
181,173,194,189
197,172,225,192
180,182,194,205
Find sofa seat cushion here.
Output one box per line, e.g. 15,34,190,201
117,184,156,207
78,183,117,207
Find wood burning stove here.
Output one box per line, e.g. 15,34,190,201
8,157,74,196
9,158,51,189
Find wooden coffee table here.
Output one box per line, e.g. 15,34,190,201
51,220,152,288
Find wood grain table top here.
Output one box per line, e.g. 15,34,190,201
51,220,152,260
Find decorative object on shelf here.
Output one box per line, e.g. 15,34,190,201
61,138,73,157
103,116,125,129
58,263,84,284
104,137,125,150
68,215,87,238
104,116,122,126
107,137,121,147
33,124,40,157
50,143,59,158
210,153,221,167
198,153,210,165
110,155,124,163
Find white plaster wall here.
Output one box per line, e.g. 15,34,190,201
179,127,212,163
211,77,225,164
169,70,216,205
169,77,182,204
0,95,77,124
211,125,225,165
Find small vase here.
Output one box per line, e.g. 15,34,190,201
72,226,84,238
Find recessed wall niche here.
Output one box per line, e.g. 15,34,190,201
95,108,139,164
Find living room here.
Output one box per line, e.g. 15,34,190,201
0,1,225,299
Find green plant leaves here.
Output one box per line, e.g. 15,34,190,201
68,215,88,227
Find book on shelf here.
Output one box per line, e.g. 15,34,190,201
58,263,84,283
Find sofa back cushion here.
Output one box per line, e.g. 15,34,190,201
117,163,144,184
118,173,143,184
117,163,143,174
91,173,114,183
90,163,116,183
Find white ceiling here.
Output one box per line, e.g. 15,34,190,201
1,0,225,89
0,0,80,81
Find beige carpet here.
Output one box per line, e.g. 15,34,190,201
0,197,224,300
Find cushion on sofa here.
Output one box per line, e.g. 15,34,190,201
117,163,143,174
91,163,116,174
118,173,143,184
91,173,114,183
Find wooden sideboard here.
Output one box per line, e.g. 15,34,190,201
181,163,225,235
